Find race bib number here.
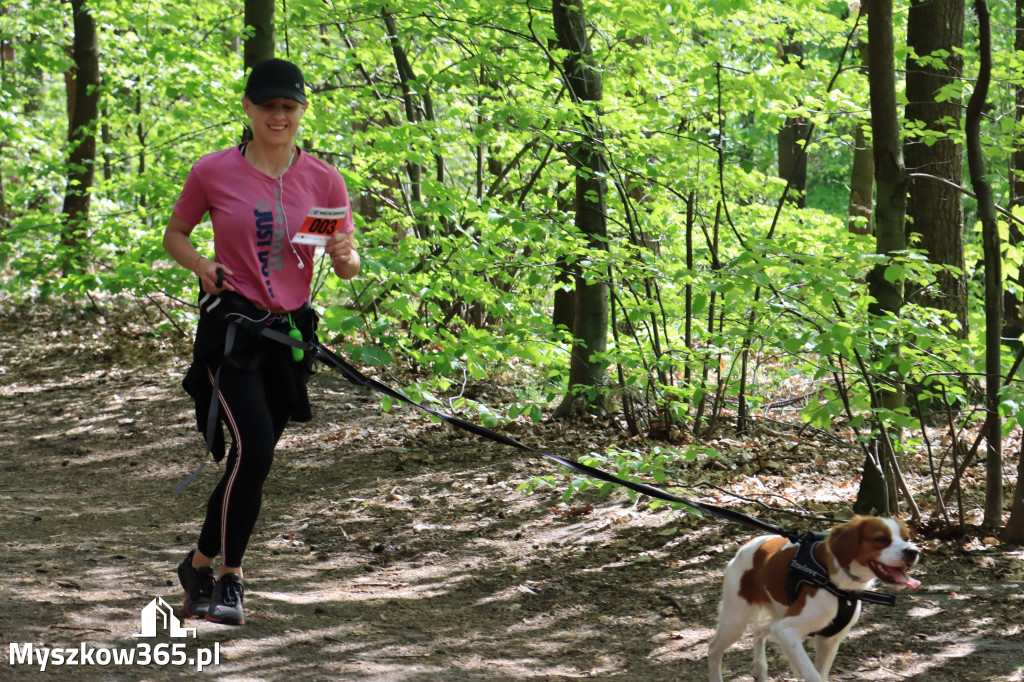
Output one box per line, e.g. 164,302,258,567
293,207,351,246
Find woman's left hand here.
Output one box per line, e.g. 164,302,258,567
326,231,360,279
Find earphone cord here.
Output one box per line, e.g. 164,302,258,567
279,147,305,271
240,141,305,271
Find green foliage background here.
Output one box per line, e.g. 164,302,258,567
2,0,1023,461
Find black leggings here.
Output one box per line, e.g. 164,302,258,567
196,362,290,567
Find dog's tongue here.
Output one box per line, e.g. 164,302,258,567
890,567,921,589
872,561,921,588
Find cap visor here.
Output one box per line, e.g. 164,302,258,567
247,88,307,105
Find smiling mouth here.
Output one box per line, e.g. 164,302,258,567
868,560,921,589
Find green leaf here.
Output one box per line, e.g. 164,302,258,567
884,264,905,283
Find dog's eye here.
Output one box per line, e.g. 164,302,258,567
873,535,891,546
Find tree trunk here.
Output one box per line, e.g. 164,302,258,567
855,0,908,515
551,0,609,418
0,31,8,225
382,10,420,206
1006,443,1024,542
849,124,874,234
1003,0,1024,546
244,0,275,70
778,120,808,208
341,31,405,239
777,37,807,208
848,39,874,235
60,0,99,275
1013,0,1024,214
241,0,274,144
904,0,966,336
1005,0,1024,345
553,257,576,332
385,14,447,240
964,0,1003,530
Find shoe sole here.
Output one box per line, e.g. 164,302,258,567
182,597,209,619
205,613,244,626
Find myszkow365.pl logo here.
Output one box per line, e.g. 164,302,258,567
7,597,221,673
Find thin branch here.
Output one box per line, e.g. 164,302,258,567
909,172,1024,229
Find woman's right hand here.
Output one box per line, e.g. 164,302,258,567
197,257,236,295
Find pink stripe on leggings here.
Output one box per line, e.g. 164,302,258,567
208,367,244,565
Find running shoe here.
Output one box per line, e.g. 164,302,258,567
177,549,215,618
206,573,245,625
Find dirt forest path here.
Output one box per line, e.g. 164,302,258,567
1,301,1022,681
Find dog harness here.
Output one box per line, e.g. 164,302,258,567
785,532,896,637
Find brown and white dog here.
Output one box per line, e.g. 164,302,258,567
708,516,920,682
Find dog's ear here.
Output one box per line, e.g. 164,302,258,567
829,516,864,567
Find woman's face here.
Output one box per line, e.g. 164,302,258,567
242,96,308,146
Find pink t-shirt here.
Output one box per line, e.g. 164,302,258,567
173,145,354,312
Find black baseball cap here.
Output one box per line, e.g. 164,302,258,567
244,58,306,104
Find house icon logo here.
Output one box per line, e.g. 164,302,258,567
133,597,197,639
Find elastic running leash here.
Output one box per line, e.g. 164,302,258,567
181,310,898,612
243,321,797,541
292,328,897,611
